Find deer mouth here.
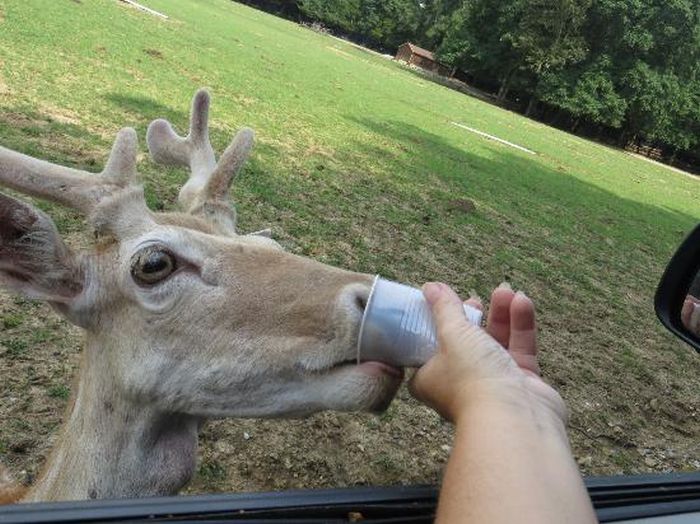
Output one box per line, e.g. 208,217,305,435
356,360,403,378
329,358,403,378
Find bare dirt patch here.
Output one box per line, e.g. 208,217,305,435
0,112,42,129
0,56,7,95
144,48,164,59
0,294,82,487
40,104,81,126
0,111,102,169
231,94,257,108
186,389,453,494
326,46,355,60
447,198,476,214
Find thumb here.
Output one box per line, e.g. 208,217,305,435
423,282,468,337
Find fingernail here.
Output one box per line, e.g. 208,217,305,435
422,282,442,303
515,290,531,301
497,281,512,290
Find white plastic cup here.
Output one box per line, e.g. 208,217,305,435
357,276,483,368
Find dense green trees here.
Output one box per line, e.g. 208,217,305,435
432,0,700,157
299,0,423,50
240,0,700,162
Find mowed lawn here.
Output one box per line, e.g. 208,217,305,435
0,0,699,493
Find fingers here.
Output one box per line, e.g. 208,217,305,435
683,297,700,336
691,303,700,336
423,282,539,376
486,283,515,347
423,283,470,341
464,296,483,310
508,292,540,376
408,366,454,423
682,298,694,328
407,367,425,403
408,366,430,406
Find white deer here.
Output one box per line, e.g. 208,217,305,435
0,90,403,503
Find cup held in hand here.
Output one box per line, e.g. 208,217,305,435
357,276,483,368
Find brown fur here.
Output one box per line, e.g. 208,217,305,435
0,466,25,504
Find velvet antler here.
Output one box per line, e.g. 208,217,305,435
146,89,254,233
0,128,139,214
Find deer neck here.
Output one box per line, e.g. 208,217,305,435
23,337,200,502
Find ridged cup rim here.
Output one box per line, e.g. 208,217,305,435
356,274,381,364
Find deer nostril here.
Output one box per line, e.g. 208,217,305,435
339,283,371,317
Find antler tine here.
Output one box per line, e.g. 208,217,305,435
204,127,255,203
146,89,217,209
183,127,255,235
0,146,95,212
146,89,256,234
102,128,138,182
0,127,139,214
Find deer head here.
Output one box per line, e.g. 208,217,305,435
0,90,403,501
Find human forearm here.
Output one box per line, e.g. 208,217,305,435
435,384,597,524
411,283,597,523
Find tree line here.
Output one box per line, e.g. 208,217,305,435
237,0,700,167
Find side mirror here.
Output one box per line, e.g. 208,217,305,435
655,223,700,352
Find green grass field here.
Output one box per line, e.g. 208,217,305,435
0,0,699,493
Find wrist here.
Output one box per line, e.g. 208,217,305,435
452,377,568,430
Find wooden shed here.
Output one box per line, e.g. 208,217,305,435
395,42,453,77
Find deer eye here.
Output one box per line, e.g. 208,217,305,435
131,247,177,286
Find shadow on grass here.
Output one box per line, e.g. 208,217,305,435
0,106,101,168
103,92,255,152
0,103,190,214
345,116,698,246
104,93,189,129
394,63,503,106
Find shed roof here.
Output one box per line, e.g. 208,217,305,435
404,43,436,61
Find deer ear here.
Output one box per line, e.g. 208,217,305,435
0,193,83,303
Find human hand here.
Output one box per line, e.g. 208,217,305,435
681,294,700,336
409,282,566,424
